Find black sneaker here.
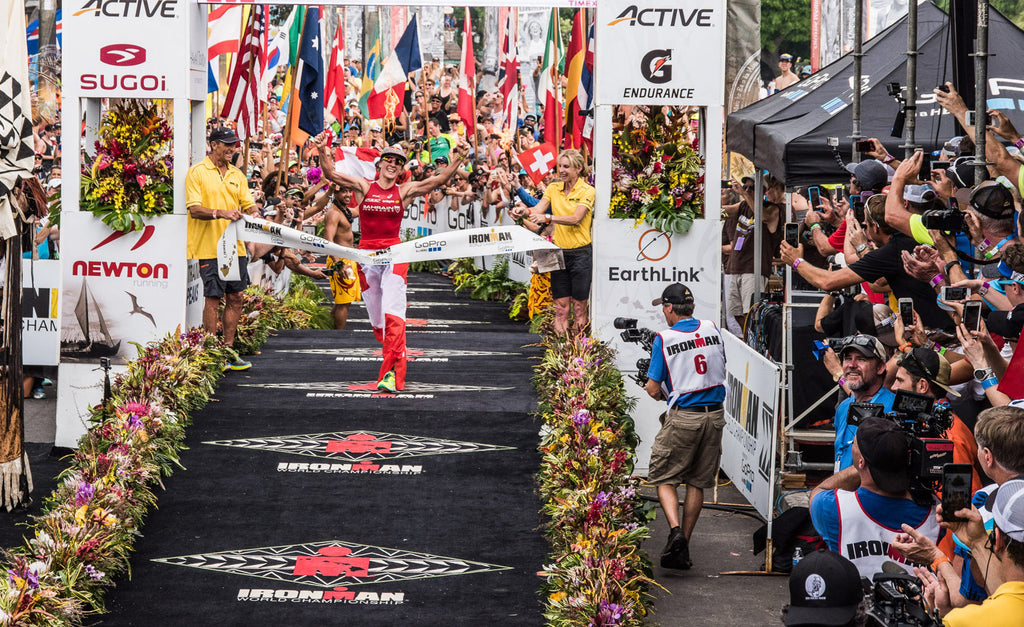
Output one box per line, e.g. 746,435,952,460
660,527,692,570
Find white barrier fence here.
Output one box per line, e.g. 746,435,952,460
720,331,781,520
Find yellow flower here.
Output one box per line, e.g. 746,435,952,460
549,591,567,603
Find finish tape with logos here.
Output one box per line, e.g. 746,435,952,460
216,217,560,281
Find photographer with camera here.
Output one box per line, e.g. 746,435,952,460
782,194,955,330
890,348,983,494
642,283,727,571
810,416,942,578
916,476,1024,625
893,405,1024,614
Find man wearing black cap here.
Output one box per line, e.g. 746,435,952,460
314,133,468,393
809,417,942,578
782,551,864,626
185,127,255,370
643,283,727,570
891,347,983,494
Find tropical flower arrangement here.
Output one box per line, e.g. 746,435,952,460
78,101,174,232
609,106,706,234
0,287,314,625
534,333,656,626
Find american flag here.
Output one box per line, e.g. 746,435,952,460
498,10,519,131
220,5,265,141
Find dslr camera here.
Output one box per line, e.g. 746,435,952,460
613,318,658,387
920,208,967,233
864,570,939,626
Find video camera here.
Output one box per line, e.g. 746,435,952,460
864,567,939,626
848,390,954,505
613,317,658,387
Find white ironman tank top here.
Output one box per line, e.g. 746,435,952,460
835,489,941,578
658,320,726,404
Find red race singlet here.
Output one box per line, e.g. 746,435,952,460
358,181,404,249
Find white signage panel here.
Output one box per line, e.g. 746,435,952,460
21,260,62,366
58,213,188,365
596,0,727,106
55,362,129,448
720,331,780,519
63,0,190,98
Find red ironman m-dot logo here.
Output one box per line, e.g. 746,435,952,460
99,44,146,67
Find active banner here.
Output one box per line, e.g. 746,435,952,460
720,331,780,519
596,0,726,106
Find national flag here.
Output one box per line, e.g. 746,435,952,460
261,12,293,100
287,5,305,66
498,10,519,131
580,20,595,152
1,0,36,240
359,23,382,119
368,15,421,122
456,12,476,140
333,146,381,180
324,21,346,123
289,6,323,147
516,143,558,186
537,8,562,148
563,10,585,150
220,5,265,141
26,10,61,57
208,61,219,93
208,5,242,58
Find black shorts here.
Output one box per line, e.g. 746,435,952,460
550,244,592,301
198,257,250,298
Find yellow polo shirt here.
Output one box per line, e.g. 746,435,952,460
943,581,1024,626
543,179,595,250
184,156,254,259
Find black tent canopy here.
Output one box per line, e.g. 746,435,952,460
726,1,1024,187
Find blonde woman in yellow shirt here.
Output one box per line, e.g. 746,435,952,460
513,149,594,335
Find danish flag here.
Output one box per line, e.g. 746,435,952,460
516,143,558,186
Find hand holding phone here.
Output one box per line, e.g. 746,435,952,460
856,139,874,153
962,300,983,333
784,222,799,248
898,298,915,327
807,186,822,210
941,464,973,523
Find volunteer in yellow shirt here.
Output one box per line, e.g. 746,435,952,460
521,149,594,335
184,127,255,370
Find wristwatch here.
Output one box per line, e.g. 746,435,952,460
973,367,994,381
855,243,869,254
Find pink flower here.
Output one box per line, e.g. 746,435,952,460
136,174,148,187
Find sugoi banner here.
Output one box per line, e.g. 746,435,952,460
720,331,780,519
596,0,726,106
62,0,199,98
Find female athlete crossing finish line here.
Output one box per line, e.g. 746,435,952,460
314,131,469,392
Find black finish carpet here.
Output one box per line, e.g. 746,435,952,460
98,273,547,625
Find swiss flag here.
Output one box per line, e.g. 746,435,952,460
516,143,558,186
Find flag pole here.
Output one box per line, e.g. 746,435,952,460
277,10,305,194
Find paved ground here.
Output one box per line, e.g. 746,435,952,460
18,378,789,626
640,483,789,626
